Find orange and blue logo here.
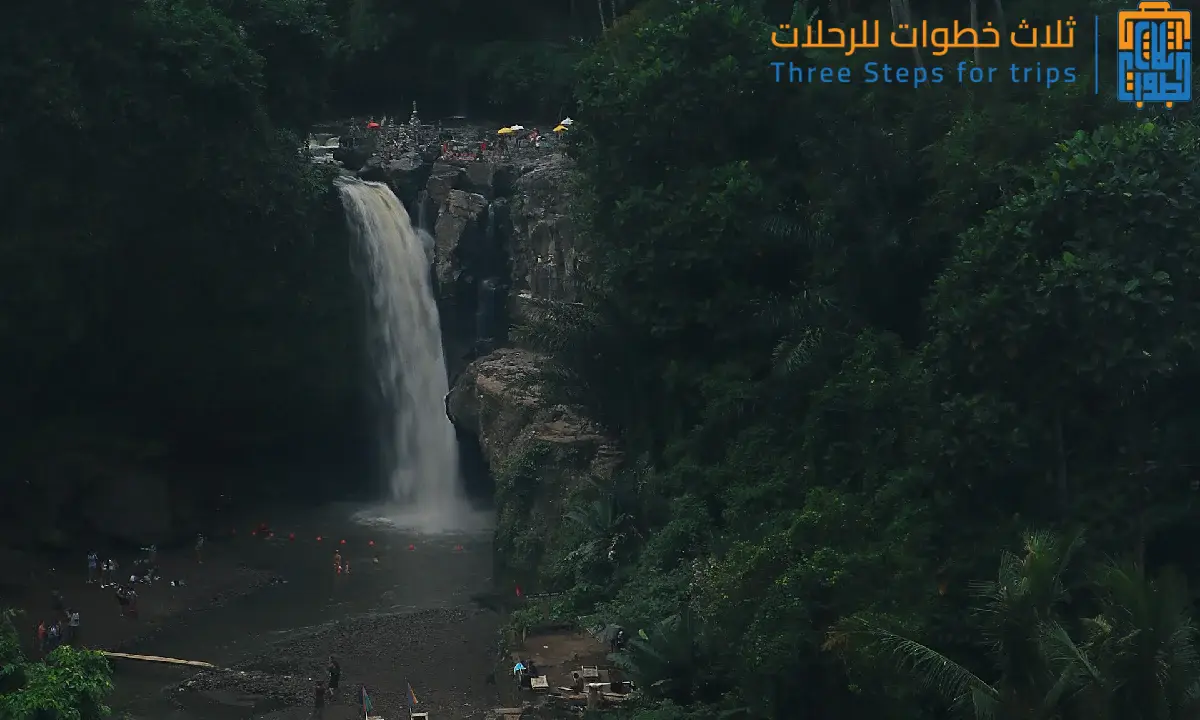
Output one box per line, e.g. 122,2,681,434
1117,1,1191,106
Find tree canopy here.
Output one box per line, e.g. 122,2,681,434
0,610,114,720
5,0,1200,717
514,0,1200,718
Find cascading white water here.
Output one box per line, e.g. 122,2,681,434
336,177,477,532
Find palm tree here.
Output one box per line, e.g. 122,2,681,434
611,611,707,704
563,479,631,566
834,530,1200,720
1064,563,1200,720
829,529,1089,720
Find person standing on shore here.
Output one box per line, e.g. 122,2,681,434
327,657,341,700
195,533,205,564
46,621,60,652
87,552,98,583
115,585,128,617
333,551,342,575
312,680,326,718
67,609,80,645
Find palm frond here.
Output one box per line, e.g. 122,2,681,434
846,624,999,710
1035,622,1102,719
759,206,831,250
771,326,825,378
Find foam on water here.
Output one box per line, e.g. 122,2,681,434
351,503,495,535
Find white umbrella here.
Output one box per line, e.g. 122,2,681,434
560,117,574,126
510,124,525,131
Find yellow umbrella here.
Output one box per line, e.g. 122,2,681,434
497,127,515,135
553,125,567,132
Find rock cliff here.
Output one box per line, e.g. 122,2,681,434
508,155,580,304
445,349,620,577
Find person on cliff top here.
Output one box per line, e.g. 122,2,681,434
36,620,46,655
195,533,205,564
87,551,98,583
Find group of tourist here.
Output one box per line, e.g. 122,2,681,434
33,535,210,655
354,107,576,167
34,606,80,655
332,549,353,575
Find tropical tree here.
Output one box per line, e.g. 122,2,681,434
563,477,635,564
835,530,1200,720
1068,563,1200,720
0,609,114,720
831,530,1088,720
612,611,719,705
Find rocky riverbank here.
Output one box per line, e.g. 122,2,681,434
170,605,502,719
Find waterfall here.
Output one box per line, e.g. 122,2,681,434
337,177,475,532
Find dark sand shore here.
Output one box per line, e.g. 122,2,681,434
6,541,274,655
68,502,505,720
176,606,502,719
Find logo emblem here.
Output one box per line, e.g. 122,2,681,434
1118,1,1191,106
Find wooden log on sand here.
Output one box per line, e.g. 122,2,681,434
101,651,216,668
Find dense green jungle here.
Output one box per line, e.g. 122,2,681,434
4,0,1200,717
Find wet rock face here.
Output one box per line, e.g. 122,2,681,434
329,125,580,349
357,155,387,183
434,189,489,290
332,145,369,171
432,188,509,368
510,155,580,304
384,152,431,210
427,161,466,209
447,349,620,479
463,162,496,200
